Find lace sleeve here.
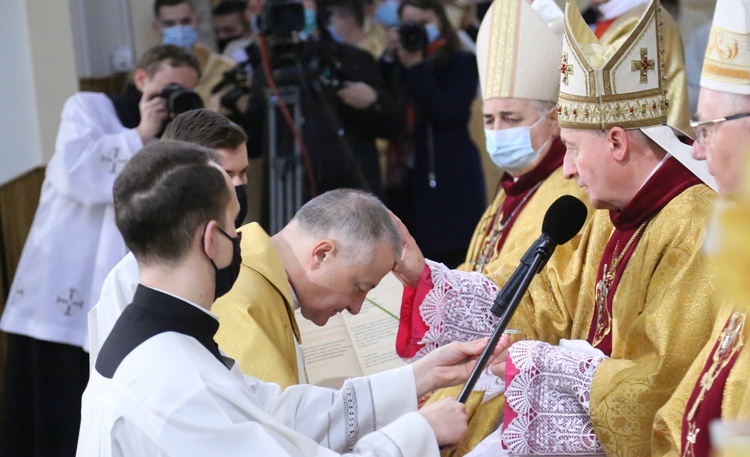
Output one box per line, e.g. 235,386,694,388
413,260,500,360
501,341,605,455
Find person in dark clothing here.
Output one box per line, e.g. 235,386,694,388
240,1,404,230
384,0,486,268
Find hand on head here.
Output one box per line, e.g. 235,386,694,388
389,211,425,288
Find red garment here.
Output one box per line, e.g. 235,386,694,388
594,18,616,39
680,315,743,457
587,157,702,355
396,265,434,358
395,142,566,358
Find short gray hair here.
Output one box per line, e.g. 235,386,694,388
531,100,556,116
293,189,403,265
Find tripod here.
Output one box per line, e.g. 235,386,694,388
264,85,304,235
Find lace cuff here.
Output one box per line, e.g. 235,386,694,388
412,260,500,360
501,341,605,455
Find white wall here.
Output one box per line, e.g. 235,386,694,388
70,0,135,77
130,0,216,62
0,0,78,186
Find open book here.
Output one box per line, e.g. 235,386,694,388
295,272,407,389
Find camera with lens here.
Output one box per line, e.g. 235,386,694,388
157,83,204,116
398,21,428,53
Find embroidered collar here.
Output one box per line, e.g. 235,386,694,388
500,137,566,197
609,156,702,231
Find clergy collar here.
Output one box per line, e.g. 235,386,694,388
148,285,219,320
500,137,566,197
95,285,226,378
609,156,703,230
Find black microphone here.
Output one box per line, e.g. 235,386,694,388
457,195,588,404
491,195,588,316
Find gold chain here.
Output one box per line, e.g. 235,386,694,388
471,182,542,272
682,311,745,457
592,220,649,347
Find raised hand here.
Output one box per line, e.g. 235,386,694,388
136,91,168,142
389,211,425,288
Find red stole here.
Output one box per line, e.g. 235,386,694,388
680,312,745,457
587,157,702,356
594,18,616,38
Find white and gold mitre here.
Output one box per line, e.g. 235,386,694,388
701,0,750,95
556,0,668,130
476,0,562,103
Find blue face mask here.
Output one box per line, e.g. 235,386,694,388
374,0,400,28
425,23,441,45
162,25,198,49
303,9,318,36
327,25,345,43
484,114,551,173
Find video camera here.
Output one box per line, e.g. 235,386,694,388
255,0,348,91
156,83,203,116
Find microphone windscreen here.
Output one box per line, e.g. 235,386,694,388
542,195,588,245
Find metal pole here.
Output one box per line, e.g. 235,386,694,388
264,86,304,234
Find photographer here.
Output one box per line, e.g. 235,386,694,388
241,0,404,211
382,0,486,268
0,44,200,457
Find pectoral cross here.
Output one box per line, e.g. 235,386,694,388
683,423,699,457
592,266,613,347
631,48,655,84
560,53,574,86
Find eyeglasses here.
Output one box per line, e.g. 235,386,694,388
690,112,750,145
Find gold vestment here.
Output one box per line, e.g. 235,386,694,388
213,223,302,389
427,167,592,456
502,184,718,456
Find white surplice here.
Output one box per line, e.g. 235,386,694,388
78,331,438,456
1,93,140,347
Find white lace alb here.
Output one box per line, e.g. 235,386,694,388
502,341,605,455
413,260,500,361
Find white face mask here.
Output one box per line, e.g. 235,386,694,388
484,114,551,173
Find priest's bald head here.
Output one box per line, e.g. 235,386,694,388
690,0,750,196
271,189,403,326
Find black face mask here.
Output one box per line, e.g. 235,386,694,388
217,36,243,53
209,227,242,300
234,185,248,228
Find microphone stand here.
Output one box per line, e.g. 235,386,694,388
457,236,555,404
